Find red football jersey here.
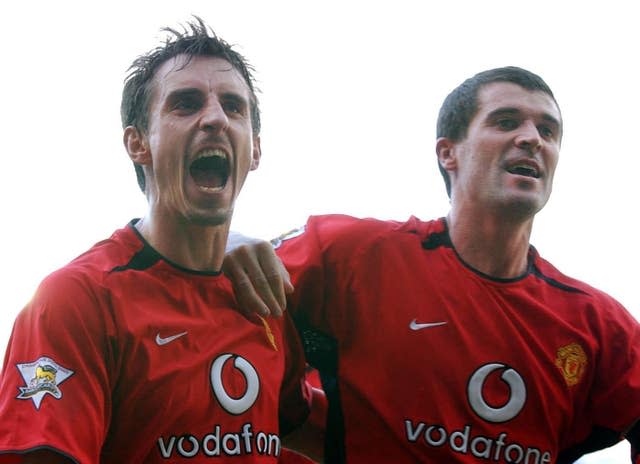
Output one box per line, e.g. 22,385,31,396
274,214,640,463
0,223,309,463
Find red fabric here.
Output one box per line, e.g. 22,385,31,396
0,223,309,463
276,214,640,463
279,448,316,464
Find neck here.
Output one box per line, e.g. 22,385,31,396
135,213,229,273
446,206,534,279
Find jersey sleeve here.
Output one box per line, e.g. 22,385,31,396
0,268,116,463
589,298,640,436
273,215,365,337
273,220,327,330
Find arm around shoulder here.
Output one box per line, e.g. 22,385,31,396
224,232,293,318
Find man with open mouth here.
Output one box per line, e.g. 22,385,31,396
0,17,318,463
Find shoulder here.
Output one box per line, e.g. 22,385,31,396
25,225,141,322
533,252,614,302
533,252,638,332
277,214,440,250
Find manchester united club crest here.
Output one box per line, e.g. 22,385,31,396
555,343,587,387
16,357,74,410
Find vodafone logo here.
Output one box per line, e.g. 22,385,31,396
467,363,526,423
210,354,260,415
404,363,550,461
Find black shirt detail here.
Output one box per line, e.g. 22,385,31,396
295,315,346,464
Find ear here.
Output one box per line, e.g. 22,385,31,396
123,126,152,166
250,135,261,171
435,137,457,172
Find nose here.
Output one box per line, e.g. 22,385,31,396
515,120,541,154
199,98,229,133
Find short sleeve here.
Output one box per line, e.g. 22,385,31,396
0,269,116,463
274,215,365,336
589,300,640,433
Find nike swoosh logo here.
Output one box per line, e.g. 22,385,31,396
155,331,188,346
409,319,447,331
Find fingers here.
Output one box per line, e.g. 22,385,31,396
223,246,272,319
226,265,271,321
281,262,294,295
257,249,291,316
223,241,292,320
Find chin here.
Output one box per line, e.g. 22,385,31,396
503,198,544,220
185,211,231,227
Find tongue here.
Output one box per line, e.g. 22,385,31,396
191,167,225,188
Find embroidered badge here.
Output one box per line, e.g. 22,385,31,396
16,357,74,410
257,315,278,351
555,343,587,386
270,226,305,249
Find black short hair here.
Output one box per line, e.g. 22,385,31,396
436,66,559,197
120,17,260,192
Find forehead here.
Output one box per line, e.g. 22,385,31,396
151,54,250,101
475,82,562,125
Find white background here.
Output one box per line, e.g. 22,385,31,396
1,1,638,462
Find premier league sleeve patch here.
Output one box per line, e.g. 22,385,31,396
15,356,74,410
270,226,305,249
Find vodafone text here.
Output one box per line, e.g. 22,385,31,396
158,423,280,459
405,420,552,463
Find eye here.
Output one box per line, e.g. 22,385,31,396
538,125,554,138
172,95,201,113
223,101,240,113
496,118,519,131
221,97,245,115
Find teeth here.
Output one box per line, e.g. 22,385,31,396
189,148,229,191
195,148,227,161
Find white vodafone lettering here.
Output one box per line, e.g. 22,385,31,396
404,420,551,463
177,436,199,457
210,354,260,415
467,363,526,423
404,362,552,463
158,436,175,457
158,423,281,458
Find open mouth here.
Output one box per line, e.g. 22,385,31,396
506,164,540,178
189,149,230,190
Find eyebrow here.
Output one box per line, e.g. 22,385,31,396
165,87,249,106
220,92,249,106
486,107,562,129
165,87,202,101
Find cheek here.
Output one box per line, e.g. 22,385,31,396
233,154,254,184
235,135,259,174
546,151,560,179
149,134,185,187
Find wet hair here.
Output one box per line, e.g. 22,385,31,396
436,66,559,197
120,16,260,192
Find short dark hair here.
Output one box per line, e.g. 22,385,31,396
121,17,260,192
436,66,559,197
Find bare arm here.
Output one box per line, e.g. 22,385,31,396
223,232,293,318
